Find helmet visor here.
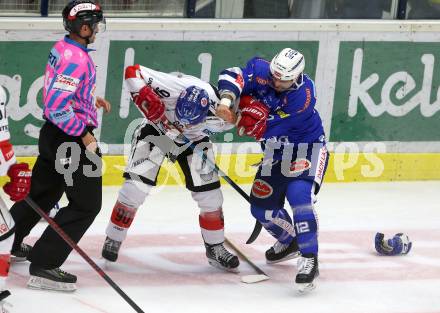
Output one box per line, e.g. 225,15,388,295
268,71,304,92
93,17,106,33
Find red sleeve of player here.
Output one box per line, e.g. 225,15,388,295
124,65,165,122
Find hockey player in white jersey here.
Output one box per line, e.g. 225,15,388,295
0,86,32,312
101,65,240,271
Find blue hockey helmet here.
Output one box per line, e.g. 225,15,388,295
175,85,210,126
375,232,412,256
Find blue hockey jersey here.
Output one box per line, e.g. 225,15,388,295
218,57,325,145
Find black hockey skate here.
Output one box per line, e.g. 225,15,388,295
28,263,77,292
295,254,319,293
265,239,300,264
0,291,10,302
205,242,239,272
101,236,122,262
11,243,32,262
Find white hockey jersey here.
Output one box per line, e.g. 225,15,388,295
124,65,236,142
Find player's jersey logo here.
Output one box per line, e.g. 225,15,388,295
275,110,290,119
53,74,79,93
251,179,273,198
297,88,312,113
290,158,312,174
5,149,14,161
48,47,60,68
235,74,244,89
256,77,268,85
314,146,328,184
64,49,73,60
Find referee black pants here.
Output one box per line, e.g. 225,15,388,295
10,122,102,269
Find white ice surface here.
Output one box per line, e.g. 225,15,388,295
5,181,440,313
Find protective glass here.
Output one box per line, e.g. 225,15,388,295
92,16,106,33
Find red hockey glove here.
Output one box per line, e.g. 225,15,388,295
237,95,269,140
132,86,165,122
3,163,31,202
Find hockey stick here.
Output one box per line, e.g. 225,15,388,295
23,196,145,313
246,221,262,244
224,237,269,283
154,117,262,244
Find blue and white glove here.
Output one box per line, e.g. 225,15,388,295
375,232,412,256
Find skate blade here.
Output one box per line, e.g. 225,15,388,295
103,259,113,270
266,252,300,265
27,276,77,292
241,274,270,284
296,281,317,294
208,259,239,273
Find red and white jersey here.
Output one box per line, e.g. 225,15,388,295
0,86,15,176
125,64,236,142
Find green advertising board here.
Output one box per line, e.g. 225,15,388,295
1,31,439,150
2,20,439,182
0,40,318,146
331,42,440,141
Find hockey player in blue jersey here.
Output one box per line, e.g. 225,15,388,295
217,48,329,293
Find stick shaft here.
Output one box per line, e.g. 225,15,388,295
24,197,145,313
156,118,262,243
224,237,267,276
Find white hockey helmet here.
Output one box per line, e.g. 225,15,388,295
270,48,305,81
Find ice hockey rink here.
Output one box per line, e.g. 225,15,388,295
5,181,440,313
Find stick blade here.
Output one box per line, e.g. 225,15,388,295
246,221,263,244
241,274,270,284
